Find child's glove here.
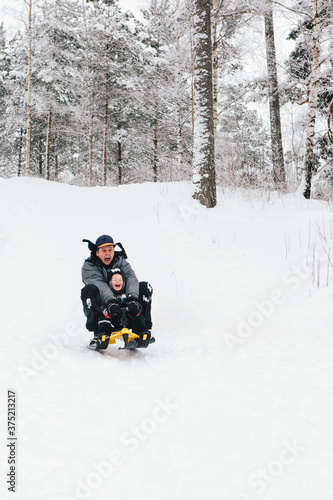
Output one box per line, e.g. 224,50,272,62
126,298,142,318
104,300,121,319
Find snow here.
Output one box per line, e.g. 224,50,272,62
1,177,333,500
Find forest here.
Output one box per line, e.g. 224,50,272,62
0,0,332,203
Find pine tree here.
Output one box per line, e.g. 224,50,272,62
0,24,12,176
28,0,85,180
5,32,29,177
141,0,192,183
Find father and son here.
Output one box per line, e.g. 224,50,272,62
81,234,154,351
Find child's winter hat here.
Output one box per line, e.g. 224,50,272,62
110,267,123,278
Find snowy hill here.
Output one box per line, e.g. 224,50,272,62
1,177,333,500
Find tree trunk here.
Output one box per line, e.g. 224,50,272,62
212,0,219,145
177,119,183,174
176,34,183,173
54,150,58,181
303,0,321,199
103,64,109,187
46,106,52,181
18,128,23,177
117,141,122,185
192,0,216,208
264,0,286,191
189,7,195,136
153,118,158,182
53,132,58,181
38,135,43,176
88,109,93,185
26,0,33,176
82,0,93,186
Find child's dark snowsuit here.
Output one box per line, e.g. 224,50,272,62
81,281,153,336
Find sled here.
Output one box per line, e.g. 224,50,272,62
89,307,153,351
95,329,151,350
108,328,140,348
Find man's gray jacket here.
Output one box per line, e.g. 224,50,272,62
81,254,139,305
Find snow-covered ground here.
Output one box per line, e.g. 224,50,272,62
1,177,333,500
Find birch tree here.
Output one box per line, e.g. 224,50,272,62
25,0,33,176
285,0,332,197
303,0,321,199
192,0,216,208
264,0,286,191
212,0,219,144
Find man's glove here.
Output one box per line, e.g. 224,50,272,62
126,298,142,318
104,300,121,319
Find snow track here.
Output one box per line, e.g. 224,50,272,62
1,177,333,500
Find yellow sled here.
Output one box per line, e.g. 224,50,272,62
91,305,153,351
108,327,139,345
90,328,152,351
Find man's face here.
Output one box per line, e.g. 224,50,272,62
96,245,115,265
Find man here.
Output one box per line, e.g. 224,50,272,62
81,234,153,351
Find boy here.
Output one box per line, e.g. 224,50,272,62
81,234,153,350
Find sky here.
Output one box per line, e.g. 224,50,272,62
0,0,146,36
0,0,296,64
0,0,25,35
